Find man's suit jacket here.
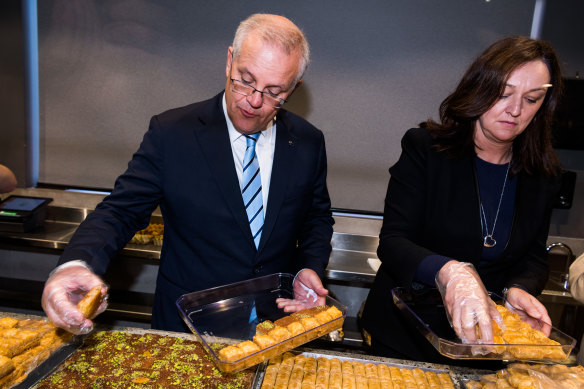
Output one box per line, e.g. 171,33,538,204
361,127,560,362
59,92,334,331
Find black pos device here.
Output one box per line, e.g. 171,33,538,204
0,195,53,232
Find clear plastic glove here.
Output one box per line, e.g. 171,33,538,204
41,262,108,334
276,269,328,312
504,286,552,336
435,261,502,344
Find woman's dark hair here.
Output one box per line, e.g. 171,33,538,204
422,36,562,177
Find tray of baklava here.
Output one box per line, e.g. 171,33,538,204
0,312,81,389
463,362,584,388
392,287,575,362
250,348,484,389
176,273,347,373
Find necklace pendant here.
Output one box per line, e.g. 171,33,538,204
484,235,497,248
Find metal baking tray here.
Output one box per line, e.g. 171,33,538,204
28,327,262,388
392,287,575,361
250,348,489,389
176,273,347,373
13,336,83,389
0,312,83,389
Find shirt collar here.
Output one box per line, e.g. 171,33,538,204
222,93,275,144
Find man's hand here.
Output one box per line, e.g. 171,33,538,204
276,269,328,312
42,263,108,334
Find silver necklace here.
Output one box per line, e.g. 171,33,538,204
480,160,511,248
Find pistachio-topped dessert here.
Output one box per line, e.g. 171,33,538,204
34,331,254,388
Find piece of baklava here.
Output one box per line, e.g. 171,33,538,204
268,325,292,342
257,320,276,336
218,345,243,362
253,334,277,350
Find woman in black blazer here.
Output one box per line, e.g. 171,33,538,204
361,36,563,363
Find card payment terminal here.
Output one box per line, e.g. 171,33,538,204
0,195,53,232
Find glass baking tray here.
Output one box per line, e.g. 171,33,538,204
176,273,347,373
392,287,575,361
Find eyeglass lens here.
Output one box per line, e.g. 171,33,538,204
231,79,285,108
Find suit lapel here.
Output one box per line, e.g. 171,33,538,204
194,95,253,246
258,114,297,252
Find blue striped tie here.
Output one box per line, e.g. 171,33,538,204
242,133,263,248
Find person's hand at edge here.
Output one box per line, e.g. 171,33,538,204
0,164,17,193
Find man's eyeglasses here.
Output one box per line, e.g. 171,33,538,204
230,77,287,108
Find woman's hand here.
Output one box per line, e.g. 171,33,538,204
504,287,552,336
436,261,502,343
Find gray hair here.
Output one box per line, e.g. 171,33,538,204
232,14,310,85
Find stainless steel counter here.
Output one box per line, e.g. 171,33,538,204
0,203,380,281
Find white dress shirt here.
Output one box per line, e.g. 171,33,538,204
222,94,276,216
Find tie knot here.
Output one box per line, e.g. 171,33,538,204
245,133,260,147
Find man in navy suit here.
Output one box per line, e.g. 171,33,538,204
42,14,334,334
